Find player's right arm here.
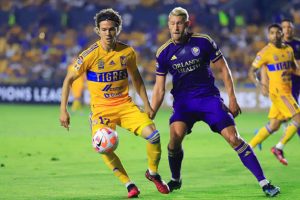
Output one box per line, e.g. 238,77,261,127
249,50,269,96
60,70,82,130
151,75,166,119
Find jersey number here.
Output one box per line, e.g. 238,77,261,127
99,116,110,125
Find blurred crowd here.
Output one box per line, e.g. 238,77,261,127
0,0,299,86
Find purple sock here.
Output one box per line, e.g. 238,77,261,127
234,141,266,182
297,128,300,137
168,146,183,180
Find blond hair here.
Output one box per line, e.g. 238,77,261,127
169,7,189,22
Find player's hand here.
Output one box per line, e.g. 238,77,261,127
59,110,70,131
144,104,155,119
228,97,242,118
260,83,269,97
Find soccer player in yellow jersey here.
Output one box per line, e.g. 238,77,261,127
59,8,169,198
249,24,300,165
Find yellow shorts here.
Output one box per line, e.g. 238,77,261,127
268,93,300,120
89,100,153,136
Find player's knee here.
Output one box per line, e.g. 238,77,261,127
145,130,160,144
227,135,243,147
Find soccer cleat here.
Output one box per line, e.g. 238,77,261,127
262,183,280,197
145,170,170,194
167,179,182,192
127,184,140,198
254,129,262,150
271,147,288,165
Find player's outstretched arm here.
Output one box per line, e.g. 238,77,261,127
151,75,166,119
60,70,80,131
128,68,154,118
248,65,269,96
214,57,241,118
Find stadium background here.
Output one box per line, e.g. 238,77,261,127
0,0,299,109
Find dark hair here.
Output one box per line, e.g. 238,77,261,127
94,8,122,35
268,23,282,32
281,18,293,24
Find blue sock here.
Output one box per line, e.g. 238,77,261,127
235,141,266,182
297,128,300,137
168,146,183,180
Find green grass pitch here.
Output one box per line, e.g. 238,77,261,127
0,104,299,200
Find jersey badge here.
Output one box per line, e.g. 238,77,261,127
98,59,104,70
191,47,200,56
273,54,279,61
120,56,127,67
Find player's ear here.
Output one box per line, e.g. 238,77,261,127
94,27,100,36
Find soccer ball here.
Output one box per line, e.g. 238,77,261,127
92,127,119,154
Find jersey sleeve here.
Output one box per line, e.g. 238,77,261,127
155,50,168,76
70,50,93,75
203,36,223,63
252,51,267,69
127,48,138,71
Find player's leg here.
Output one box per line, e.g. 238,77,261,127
90,110,138,198
220,126,280,197
249,118,281,148
272,114,300,165
166,121,187,191
291,75,300,137
249,103,282,148
119,102,169,194
140,124,169,194
202,96,279,196
270,94,300,165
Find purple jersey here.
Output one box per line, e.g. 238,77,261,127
285,38,300,102
156,33,234,133
156,33,222,99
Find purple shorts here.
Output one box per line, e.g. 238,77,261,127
170,95,235,134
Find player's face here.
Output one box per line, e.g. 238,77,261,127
281,21,294,40
168,15,189,43
98,20,118,47
268,27,283,45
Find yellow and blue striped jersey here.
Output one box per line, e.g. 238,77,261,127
253,43,295,94
70,41,137,107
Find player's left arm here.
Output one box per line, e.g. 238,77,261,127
128,67,154,117
213,57,241,117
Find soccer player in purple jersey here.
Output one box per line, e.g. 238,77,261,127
271,19,300,162
151,7,280,197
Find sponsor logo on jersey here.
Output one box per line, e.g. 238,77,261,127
191,47,200,56
109,60,116,65
104,92,122,98
77,56,84,65
102,84,124,92
120,56,127,67
87,69,128,82
98,59,104,70
102,84,112,91
172,58,203,73
171,55,177,60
